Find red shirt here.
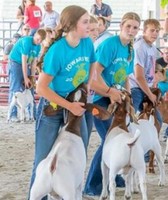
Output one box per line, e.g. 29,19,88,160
25,5,42,28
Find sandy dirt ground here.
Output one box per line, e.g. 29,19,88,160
0,105,168,200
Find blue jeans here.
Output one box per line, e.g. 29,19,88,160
131,87,162,126
84,97,125,196
165,126,168,137
8,60,36,119
30,28,38,36
131,87,163,162
28,97,93,200
8,60,24,117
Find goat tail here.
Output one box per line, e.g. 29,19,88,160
127,129,141,147
49,143,61,174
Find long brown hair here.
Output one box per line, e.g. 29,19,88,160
121,12,141,62
37,5,88,72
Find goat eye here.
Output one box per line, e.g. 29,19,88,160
74,90,82,102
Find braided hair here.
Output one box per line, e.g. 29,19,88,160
37,5,88,72
127,38,134,62
120,12,141,62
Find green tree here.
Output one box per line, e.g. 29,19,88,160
161,0,168,8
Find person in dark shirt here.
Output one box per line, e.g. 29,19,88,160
156,48,168,139
90,0,112,27
156,48,168,95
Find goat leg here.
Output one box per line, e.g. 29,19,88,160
148,150,155,173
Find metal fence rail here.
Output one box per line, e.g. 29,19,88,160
0,19,166,59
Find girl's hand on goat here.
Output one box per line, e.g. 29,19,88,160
69,102,86,116
24,77,31,89
148,92,157,106
108,88,122,104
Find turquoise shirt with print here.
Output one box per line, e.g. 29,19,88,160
94,35,134,102
9,36,41,64
43,37,96,97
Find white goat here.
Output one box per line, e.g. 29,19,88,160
100,91,147,200
129,115,165,191
100,127,147,200
7,89,34,122
164,139,168,163
30,83,110,200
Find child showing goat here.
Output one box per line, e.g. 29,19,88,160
100,90,165,200
30,83,110,200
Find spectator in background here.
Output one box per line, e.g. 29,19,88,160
94,16,112,50
41,1,60,29
16,0,27,31
89,15,99,42
156,47,168,95
21,24,31,36
156,48,168,139
90,0,112,28
24,0,42,36
3,33,22,61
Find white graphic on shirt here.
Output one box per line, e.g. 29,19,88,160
33,10,41,18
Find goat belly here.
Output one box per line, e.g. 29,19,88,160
102,133,133,168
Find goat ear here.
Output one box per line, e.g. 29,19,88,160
85,103,111,120
126,102,138,124
107,103,118,114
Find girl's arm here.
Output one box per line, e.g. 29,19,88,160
90,62,122,103
22,54,31,88
37,72,86,116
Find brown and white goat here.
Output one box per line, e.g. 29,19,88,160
30,83,110,200
129,88,165,189
100,91,148,200
100,90,165,200
138,88,162,173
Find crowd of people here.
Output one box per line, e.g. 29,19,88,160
1,0,168,199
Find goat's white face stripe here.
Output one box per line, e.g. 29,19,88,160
74,90,82,102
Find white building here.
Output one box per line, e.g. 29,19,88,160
0,0,143,20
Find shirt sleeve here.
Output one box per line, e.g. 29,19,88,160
134,44,146,69
43,44,61,76
96,38,114,69
107,5,113,16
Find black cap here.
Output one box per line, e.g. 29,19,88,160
13,33,22,40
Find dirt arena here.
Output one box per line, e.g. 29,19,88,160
0,106,168,200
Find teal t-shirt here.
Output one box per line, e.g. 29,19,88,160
43,37,96,97
94,35,134,101
9,36,41,64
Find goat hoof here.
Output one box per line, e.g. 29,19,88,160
124,195,132,200
133,190,139,194
99,196,108,200
149,168,155,173
158,181,165,187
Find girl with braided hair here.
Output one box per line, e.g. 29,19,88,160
84,12,141,196
28,5,96,200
